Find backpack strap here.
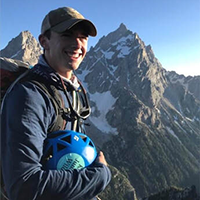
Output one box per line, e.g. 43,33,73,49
12,69,71,133
23,69,87,133
1,64,90,133
29,80,69,132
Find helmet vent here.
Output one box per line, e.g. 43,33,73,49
61,135,71,144
57,143,67,151
80,135,87,142
89,141,94,147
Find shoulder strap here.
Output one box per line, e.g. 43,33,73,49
30,80,69,132
16,69,70,133
2,65,88,133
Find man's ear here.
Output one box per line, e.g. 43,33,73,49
38,34,50,50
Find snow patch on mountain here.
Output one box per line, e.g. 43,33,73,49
102,50,115,59
89,91,118,134
76,68,90,86
112,34,135,46
108,64,118,80
117,45,131,58
193,116,200,122
167,71,190,91
94,34,138,60
10,49,23,59
174,120,187,133
166,126,182,143
112,34,135,58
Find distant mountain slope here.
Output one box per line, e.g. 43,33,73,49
77,23,200,198
142,185,200,200
1,24,200,199
0,31,42,66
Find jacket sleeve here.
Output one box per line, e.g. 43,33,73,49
1,82,111,200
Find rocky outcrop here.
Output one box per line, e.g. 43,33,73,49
0,31,42,66
77,23,200,198
142,185,200,200
99,165,138,200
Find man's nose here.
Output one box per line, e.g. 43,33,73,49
71,37,82,49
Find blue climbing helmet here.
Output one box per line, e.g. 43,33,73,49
43,130,97,170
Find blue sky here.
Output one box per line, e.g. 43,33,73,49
1,0,200,76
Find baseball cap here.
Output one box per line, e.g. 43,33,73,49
41,7,97,37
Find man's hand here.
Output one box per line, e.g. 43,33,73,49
96,151,108,166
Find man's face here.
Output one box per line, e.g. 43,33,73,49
43,25,88,78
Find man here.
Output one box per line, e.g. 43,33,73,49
1,7,111,200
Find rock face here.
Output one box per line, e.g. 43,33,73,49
0,31,42,66
1,26,200,200
142,185,200,200
76,23,200,198
99,165,138,200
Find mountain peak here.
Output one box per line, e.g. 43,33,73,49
93,23,133,51
111,23,129,36
118,23,128,32
0,31,42,65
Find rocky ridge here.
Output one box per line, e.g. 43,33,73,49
0,31,42,66
1,24,200,200
77,23,200,198
142,185,200,200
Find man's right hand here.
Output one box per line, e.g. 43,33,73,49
96,151,108,166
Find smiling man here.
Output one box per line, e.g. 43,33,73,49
1,7,111,200
39,7,95,77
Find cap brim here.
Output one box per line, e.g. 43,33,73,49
51,19,97,37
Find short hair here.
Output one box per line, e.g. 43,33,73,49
43,29,51,39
